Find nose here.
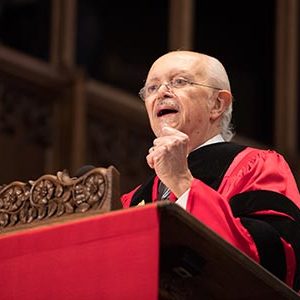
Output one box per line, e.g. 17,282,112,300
156,82,173,98
158,82,171,92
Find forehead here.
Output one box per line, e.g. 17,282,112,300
146,52,203,82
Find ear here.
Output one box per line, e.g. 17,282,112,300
210,90,232,121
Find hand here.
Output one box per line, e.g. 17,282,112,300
146,126,193,197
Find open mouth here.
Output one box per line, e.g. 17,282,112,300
157,109,178,117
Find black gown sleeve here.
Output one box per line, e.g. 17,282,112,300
230,190,300,291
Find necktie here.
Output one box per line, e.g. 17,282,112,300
158,181,171,200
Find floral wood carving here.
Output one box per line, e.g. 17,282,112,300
0,166,120,231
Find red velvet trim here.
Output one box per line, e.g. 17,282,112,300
280,237,296,288
250,210,296,221
121,185,141,208
153,176,160,201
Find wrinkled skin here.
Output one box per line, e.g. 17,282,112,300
144,51,232,197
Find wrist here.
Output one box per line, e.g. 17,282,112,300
170,171,194,198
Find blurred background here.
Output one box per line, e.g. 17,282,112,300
0,0,298,193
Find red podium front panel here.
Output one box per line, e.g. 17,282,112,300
0,205,160,300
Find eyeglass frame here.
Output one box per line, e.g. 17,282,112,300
139,76,222,101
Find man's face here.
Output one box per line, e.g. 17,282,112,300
144,52,219,145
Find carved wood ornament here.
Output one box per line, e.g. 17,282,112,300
0,166,119,232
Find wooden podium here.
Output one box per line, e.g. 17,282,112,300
0,202,299,300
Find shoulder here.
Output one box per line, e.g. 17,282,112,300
227,146,290,177
220,146,299,202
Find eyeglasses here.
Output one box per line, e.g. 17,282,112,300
139,77,222,101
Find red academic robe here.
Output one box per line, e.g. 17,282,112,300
121,144,300,292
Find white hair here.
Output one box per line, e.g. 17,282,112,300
220,102,234,141
202,54,234,141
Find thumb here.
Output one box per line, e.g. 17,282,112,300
161,126,186,137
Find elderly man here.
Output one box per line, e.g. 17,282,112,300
121,51,300,291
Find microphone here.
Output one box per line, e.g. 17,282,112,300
74,165,95,177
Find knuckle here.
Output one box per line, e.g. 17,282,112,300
182,134,189,144
153,138,159,146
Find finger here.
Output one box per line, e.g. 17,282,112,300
153,134,179,147
153,133,188,149
148,145,169,168
146,153,154,169
148,146,156,153
161,126,187,137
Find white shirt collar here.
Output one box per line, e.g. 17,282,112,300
193,134,225,152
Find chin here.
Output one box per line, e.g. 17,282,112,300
152,118,183,136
